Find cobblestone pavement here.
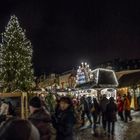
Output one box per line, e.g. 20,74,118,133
75,111,140,140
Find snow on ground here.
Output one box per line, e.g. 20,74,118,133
75,111,140,140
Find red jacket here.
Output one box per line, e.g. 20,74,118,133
117,97,124,112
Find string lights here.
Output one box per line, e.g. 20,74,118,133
0,15,34,91
76,62,93,85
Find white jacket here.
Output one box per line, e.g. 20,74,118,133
0,103,9,115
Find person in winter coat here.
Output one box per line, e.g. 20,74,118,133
106,97,117,136
100,94,109,132
123,94,132,122
80,96,92,127
117,94,124,121
0,118,40,140
73,98,82,125
52,96,76,140
28,96,55,140
91,98,100,134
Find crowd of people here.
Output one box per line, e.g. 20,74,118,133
0,92,133,140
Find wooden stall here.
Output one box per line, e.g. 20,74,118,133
0,92,28,119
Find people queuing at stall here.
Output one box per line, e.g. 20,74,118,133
0,92,133,139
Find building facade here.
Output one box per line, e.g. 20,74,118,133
59,69,76,89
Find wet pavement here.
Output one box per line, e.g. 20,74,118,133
75,111,140,140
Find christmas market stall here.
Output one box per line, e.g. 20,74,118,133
0,91,28,119
76,66,118,100
117,70,140,110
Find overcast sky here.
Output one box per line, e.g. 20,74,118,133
1,0,140,75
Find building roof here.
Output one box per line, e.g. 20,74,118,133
118,71,140,88
60,69,76,76
116,69,140,79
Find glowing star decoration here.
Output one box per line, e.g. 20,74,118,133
76,62,94,85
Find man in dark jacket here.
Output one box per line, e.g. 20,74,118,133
100,94,109,132
106,97,117,136
80,96,92,127
28,96,56,140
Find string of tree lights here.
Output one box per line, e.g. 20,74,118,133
0,15,34,92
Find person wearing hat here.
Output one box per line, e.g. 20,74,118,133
52,96,76,140
28,96,55,140
106,97,117,136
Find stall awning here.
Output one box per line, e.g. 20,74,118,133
118,71,140,88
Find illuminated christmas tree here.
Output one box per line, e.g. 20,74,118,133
0,15,34,92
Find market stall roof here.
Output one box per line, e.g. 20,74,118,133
118,71,140,88
116,69,140,79
76,68,118,89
